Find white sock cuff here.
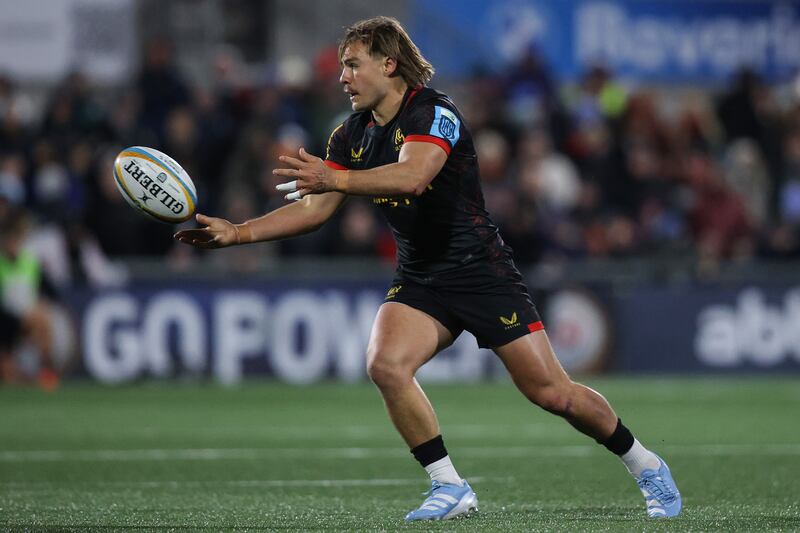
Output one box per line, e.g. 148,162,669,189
620,439,661,477
424,455,463,486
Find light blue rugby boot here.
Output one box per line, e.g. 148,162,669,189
404,479,478,521
636,455,682,518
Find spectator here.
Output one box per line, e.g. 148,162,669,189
0,74,36,154
685,153,754,272
722,138,770,226
503,47,558,129
0,209,59,389
717,69,764,144
516,128,581,214
334,200,382,257
137,38,191,141
563,65,627,128
474,129,515,229
0,154,26,212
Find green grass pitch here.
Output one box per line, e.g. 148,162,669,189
1,378,799,531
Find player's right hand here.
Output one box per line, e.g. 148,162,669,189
174,213,238,248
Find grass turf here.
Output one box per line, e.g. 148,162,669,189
1,378,799,531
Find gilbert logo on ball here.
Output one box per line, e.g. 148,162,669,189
113,146,197,223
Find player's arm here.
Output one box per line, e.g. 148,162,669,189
274,142,447,199
173,191,346,249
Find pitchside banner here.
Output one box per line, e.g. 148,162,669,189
613,284,800,372
68,282,611,384
71,281,508,385
67,281,800,384
411,0,800,82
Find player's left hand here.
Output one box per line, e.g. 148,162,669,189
273,148,334,201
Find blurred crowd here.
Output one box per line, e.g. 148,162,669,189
472,55,800,274
2,38,800,290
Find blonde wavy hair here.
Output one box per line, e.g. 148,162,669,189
339,16,434,87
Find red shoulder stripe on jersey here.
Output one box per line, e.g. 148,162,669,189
405,134,452,156
324,160,348,170
407,85,422,104
528,321,545,333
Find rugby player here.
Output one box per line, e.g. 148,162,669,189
175,16,681,521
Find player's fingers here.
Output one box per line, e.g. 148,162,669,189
176,229,208,240
279,155,305,168
284,190,303,201
175,229,211,246
192,238,218,249
298,148,321,162
285,187,313,201
273,167,300,179
288,188,313,201
195,213,214,225
276,180,298,192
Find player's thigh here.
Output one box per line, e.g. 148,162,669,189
493,330,571,392
367,302,455,374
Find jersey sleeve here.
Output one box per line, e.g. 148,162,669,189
402,101,462,156
324,122,349,170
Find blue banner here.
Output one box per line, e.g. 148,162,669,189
411,0,800,82
613,284,800,372
69,281,512,384
61,280,800,384
65,282,613,384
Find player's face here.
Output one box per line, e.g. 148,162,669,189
339,42,389,112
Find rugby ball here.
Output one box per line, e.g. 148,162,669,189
113,146,197,224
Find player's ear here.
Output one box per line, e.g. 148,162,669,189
383,57,398,77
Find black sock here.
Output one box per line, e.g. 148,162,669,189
598,418,635,456
410,434,448,468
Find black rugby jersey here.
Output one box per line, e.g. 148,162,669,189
325,86,515,282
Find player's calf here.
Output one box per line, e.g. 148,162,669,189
520,382,575,417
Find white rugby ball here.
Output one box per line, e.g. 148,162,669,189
113,146,197,224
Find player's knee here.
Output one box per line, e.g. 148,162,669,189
366,354,411,389
526,383,574,416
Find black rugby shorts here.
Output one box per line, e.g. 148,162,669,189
384,271,543,349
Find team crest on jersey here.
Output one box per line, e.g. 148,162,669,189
394,128,404,151
351,146,365,162
430,106,461,145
